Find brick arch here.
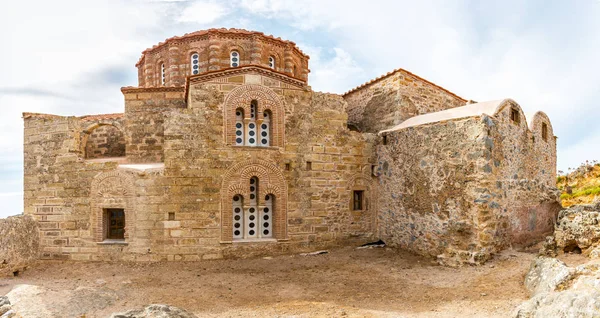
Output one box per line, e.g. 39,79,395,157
239,166,270,184
80,122,125,158
90,170,136,242
223,84,285,147
221,158,287,242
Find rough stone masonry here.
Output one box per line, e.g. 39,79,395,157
20,28,559,266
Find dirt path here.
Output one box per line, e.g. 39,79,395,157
0,247,536,317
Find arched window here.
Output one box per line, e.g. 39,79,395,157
232,194,244,239
230,51,239,67
235,108,245,146
246,100,258,146
268,56,275,69
233,100,274,148
190,53,199,75
261,110,271,146
232,177,273,240
293,65,297,77
262,194,273,238
160,63,166,86
542,122,548,141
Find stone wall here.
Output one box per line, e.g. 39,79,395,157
484,101,559,249
85,124,126,159
23,71,377,262
377,117,490,264
0,215,39,277
376,102,559,266
157,73,377,260
342,69,467,133
122,87,186,164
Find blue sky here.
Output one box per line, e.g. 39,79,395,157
1,0,599,218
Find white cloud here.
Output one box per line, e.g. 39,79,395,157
302,46,363,94
178,2,228,24
230,0,600,171
559,134,600,171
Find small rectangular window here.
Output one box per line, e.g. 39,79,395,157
542,123,548,141
168,212,175,221
306,161,312,170
353,190,364,211
382,135,388,145
510,108,520,123
106,208,125,240
285,163,291,171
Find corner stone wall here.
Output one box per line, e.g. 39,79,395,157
0,215,39,277
377,109,559,266
123,87,186,163
377,117,491,264
343,69,467,133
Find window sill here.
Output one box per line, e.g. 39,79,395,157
221,238,278,244
97,240,128,245
231,145,280,151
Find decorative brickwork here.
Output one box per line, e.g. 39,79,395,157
220,158,287,242
223,84,285,147
136,28,309,87
90,171,135,242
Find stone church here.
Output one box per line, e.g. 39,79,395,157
23,28,560,266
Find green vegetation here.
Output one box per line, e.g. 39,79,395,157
560,185,600,200
557,161,600,207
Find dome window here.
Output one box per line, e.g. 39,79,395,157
191,53,199,75
268,56,275,69
230,51,240,67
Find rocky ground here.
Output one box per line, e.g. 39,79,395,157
7,201,600,317
513,201,600,317
0,246,541,318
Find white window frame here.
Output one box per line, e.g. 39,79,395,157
190,53,199,75
268,56,275,69
230,51,240,67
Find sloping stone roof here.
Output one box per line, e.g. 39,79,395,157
380,99,513,134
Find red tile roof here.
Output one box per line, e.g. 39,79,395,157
136,28,309,66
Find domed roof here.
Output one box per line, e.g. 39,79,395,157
136,28,309,67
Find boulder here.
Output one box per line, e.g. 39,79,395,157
110,304,198,318
5,284,51,317
515,290,600,318
6,284,119,318
539,236,557,257
0,304,11,315
524,256,573,296
0,296,9,307
554,203,600,255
